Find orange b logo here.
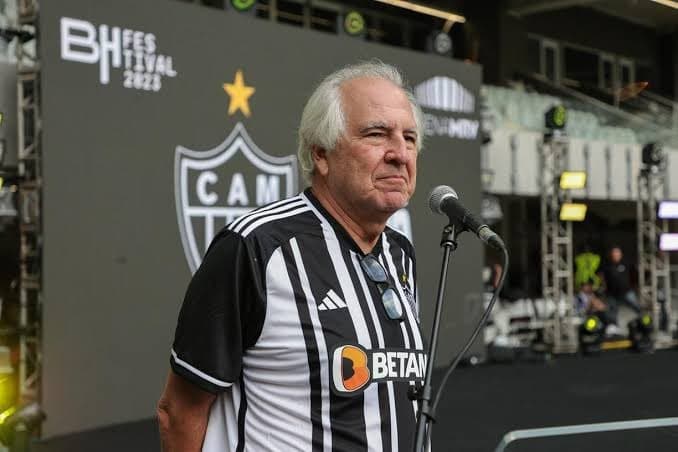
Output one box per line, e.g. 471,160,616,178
332,345,370,393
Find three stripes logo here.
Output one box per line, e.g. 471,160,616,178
415,76,475,113
318,289,347,311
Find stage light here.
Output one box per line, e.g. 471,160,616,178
641,142,665,167
373,0,466,23
428,31,452,56
658,201,678,219
0,349,13,413
0,402,45,447
230,0,256,11
628,315,654,353
659,233,678,252
579,314,604,354
559,171,587,190
544,105,567,130
343,10,365,36
559,203,587,221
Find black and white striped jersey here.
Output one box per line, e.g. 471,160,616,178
170,188,426,452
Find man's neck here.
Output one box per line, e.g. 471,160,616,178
310,185,387,254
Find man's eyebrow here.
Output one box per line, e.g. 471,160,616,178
359,122,390,133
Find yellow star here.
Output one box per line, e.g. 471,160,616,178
223,70,255,118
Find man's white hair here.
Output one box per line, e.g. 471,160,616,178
297,60,424,183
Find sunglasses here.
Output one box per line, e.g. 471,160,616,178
359,254,404,321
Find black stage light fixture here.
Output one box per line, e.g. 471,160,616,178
545,105,567,130
579,314,604,355
628,314,654,353
641,142,665,167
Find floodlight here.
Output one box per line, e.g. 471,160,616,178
559,203,587,221
343,11,365,36
559,171,587,190
658,201,678,219
428,31,452,56
579,314,604,354
0,402,45,446
545,105,567,130
659,233,678,251
642,142,665,167
230,0,256,11
628,315,654,353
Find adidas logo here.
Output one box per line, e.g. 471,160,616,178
318,289,347,311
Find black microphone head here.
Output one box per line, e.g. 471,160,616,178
429,185,458,215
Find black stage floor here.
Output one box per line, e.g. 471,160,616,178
33,349,678,451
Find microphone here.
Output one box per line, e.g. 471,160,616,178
429,185,506,250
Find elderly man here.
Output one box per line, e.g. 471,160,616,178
158,61,425,451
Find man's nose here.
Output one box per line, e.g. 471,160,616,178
385,135,412,164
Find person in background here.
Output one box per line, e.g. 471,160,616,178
575,278,615,335
600,245,640,327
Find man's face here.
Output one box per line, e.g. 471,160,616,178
315,77,418,218
610,248,622,263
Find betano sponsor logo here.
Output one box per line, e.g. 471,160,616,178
414,76,479,140
331,344,427,395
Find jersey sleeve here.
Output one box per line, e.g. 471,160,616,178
170,229,265,393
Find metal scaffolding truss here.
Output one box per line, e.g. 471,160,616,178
16,0,41,405
636,166,674,345
540,133,578,353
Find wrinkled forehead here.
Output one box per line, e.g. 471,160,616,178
340,77,415,125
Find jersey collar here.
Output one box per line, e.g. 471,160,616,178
302,188,384,257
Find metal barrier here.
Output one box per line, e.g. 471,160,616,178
494,417,678,452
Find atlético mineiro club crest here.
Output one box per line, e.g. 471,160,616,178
174,122,298,273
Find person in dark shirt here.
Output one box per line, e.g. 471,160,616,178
600,246,640,325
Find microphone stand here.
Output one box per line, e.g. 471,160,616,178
413,222,461,452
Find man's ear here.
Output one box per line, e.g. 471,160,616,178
311,145,329,177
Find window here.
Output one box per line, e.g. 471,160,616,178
619,58,635,87
541,39,560,83
277,0,304,27
527,37,540,75
563,46,598,87
599,53,615,91
310,6,338,33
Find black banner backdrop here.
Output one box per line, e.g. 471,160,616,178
40,0,482,437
